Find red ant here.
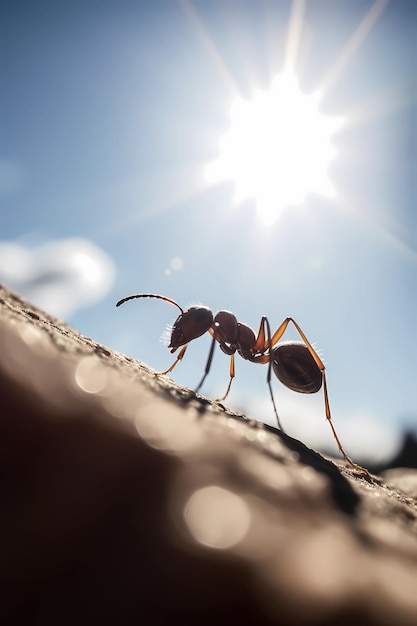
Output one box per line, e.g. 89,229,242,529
116,293,369,475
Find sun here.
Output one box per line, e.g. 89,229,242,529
205,72,344,224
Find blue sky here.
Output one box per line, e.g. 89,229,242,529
1,0,416,463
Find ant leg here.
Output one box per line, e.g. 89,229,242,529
194,335,217,395
264,317,286,433
214,354,235,402
267,373,285,433
270,317,371,476
322,372,371,476
155,345,188,376
269,317,326,372
245,316,285,431
252,316,267,351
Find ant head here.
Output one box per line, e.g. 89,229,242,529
169,306,213,351
116,293,213,352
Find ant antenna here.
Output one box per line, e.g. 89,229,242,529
116,293,184,314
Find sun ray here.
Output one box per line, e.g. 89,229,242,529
339,80,417,131
179,0,240,96
94,164,210,237
319,0,389,95
337,195,417,265
183,0,395,227
283,0,307,74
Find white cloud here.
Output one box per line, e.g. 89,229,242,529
0,238,116,319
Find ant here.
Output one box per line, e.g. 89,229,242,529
116,293,369,475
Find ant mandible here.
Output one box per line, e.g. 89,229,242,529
116,293,369,475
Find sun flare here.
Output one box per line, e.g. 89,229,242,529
205,72,344,224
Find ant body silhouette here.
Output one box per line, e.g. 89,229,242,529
116,293,369,475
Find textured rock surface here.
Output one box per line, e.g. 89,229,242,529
1,284,417,625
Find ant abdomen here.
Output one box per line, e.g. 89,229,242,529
272,341,322,394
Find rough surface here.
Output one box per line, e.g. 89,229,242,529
1,283,417,625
